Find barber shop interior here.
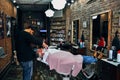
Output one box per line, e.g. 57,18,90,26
0,0,120,80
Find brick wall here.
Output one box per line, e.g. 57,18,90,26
66,0,120,49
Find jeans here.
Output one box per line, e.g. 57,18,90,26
20,60,33,80
83,56,97,64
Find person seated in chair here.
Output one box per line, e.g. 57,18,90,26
96,36,106,52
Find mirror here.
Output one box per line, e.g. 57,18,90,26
71,20,79,44
92,13,108,46
90,10,112,54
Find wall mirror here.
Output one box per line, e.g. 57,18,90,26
71,19,79,44
90,10,112,54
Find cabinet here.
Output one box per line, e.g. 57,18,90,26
50,18,66,45
97,59,120,80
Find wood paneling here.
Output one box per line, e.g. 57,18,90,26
5,38,12,55
0,39,5,51
0,0,16,18
0,0,15,74
0,53,12,73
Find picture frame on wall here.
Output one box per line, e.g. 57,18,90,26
6,15,11,37
0,11,4,39
83,21,87,28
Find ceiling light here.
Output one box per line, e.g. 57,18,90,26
67,3,71,6
92,15,97,19
51,0,67,10
45,9,54,17
16,6,19,8
45,3,55,17
13,0,16,3
71,0,74,3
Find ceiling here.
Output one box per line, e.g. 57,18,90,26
12,0,52,11
11,0,74,11
15,0,52,4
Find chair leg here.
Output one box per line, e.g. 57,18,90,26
93,51,97,58
97,53,103,59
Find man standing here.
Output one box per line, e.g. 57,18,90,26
15,21,48,80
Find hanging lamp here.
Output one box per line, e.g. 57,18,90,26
45,3,54,17
51,0,67,10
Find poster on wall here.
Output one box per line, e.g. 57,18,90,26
0,11,4,39
6,15,11,37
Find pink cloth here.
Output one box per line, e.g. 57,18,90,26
46,50,83,77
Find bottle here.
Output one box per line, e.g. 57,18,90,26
108,50,113,60
117,50,120,63
80,40,83,48
82,42,85,48
112,46,117,60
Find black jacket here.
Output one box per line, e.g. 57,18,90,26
16,31,43,62
112,35,120,51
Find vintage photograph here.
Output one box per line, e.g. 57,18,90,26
6,15,11,37
0,11,4,39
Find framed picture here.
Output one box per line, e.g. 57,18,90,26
6,15,11,37
83,21,87,28
0,11,4,39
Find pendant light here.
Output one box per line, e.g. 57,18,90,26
45,3,54,17
51,0,67,10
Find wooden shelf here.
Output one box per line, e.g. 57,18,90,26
50,18,66,45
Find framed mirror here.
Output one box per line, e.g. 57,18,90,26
6,15,11,37
71,19,79,44
90,10,112,55
0,11,4,39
